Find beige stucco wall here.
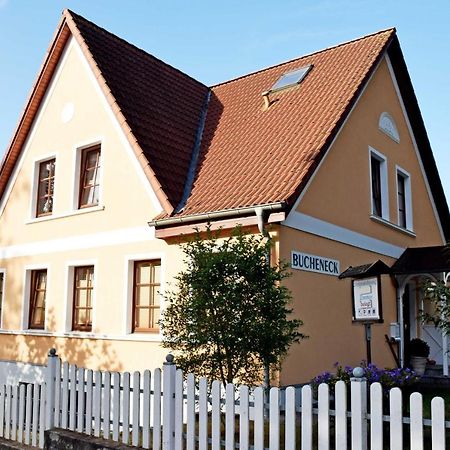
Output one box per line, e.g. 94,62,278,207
0,37,184,371
297,58,443,247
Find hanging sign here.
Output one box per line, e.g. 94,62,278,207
352,276,382,322
291,251,340,276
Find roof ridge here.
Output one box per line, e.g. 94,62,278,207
210,27,396,89
63,9,208,90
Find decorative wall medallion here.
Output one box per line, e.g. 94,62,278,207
379,112,400,143
61,102,75,124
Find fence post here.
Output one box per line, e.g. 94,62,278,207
162,354,176,450
45,348,58,430
351,367,367,450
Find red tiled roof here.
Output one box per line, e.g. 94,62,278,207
175,29,395,217
0,10,209,214
0,14,398,222
66,10,209,211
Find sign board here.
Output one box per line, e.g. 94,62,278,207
291,251,340,277
352,276,382,322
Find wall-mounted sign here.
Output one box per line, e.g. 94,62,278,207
291,251,340,277
352,276,382,322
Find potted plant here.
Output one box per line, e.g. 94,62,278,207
409,338,430,376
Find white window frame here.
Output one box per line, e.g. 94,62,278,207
29,153,58,220
369,147,389,221
0,269,6,329
63,259,98,333
21,264,50,331
123,252,165,340
396,165,413,231
71,139,104,211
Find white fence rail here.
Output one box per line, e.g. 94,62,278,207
0,349,448,449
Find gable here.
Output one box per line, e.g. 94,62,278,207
290,57,444,249
0,36,163,246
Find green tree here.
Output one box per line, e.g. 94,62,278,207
160,226,306,386
420,279,450,335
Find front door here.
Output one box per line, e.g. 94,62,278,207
421,293,448,364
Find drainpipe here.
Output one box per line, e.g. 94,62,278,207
256,206,271,403
443,272,449,376
397,284,405,367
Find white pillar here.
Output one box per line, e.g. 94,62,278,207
45,348,58,430
351,367,367,450
397,285,405,367
163,354,176,450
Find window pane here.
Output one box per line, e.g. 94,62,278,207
137,286,151,306
137,308,150,329
152,287,160,306
29,270,47,329
79,146,101,208
139,264,151,284
133,260,161,332
36,159,55,216
73,266,94,331
152,308,160,327
371,157,382,217
154,264,161,283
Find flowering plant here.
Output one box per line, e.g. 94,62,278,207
311,362,419,393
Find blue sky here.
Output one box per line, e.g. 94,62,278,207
1,0,449,202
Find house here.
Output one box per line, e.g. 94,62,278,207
0,9,448,385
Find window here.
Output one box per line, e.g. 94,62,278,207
73,266,94,332
397,173,406,228
79,145,101,208
369,149,388,220
36,159,55,217
29,270,47,329
133,260,161,332
270,65,313,92
396,168,412,230
371,157,382,217
0,272,4,327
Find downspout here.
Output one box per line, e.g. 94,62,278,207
442,272,449,376
397,284,405,367
256,206,271,392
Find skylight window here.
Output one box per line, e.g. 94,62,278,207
270,65,313,92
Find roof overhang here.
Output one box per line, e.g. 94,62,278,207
149,202,286,239
391,245,450,275
339,260,391,279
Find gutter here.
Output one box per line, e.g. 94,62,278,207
148,202,286,229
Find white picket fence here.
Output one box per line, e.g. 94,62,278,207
0,350,448,449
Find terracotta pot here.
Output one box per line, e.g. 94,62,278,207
410,356,427,376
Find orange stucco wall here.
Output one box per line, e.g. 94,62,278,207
297,58,443,247
278,227,397,385
279,56,445,384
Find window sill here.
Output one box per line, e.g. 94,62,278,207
26,205,105,224
0,329,162,343
370,215,416,237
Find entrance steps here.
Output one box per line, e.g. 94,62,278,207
418,364,450,388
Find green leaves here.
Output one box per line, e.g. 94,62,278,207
420,279,450,336
160,225,306,386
